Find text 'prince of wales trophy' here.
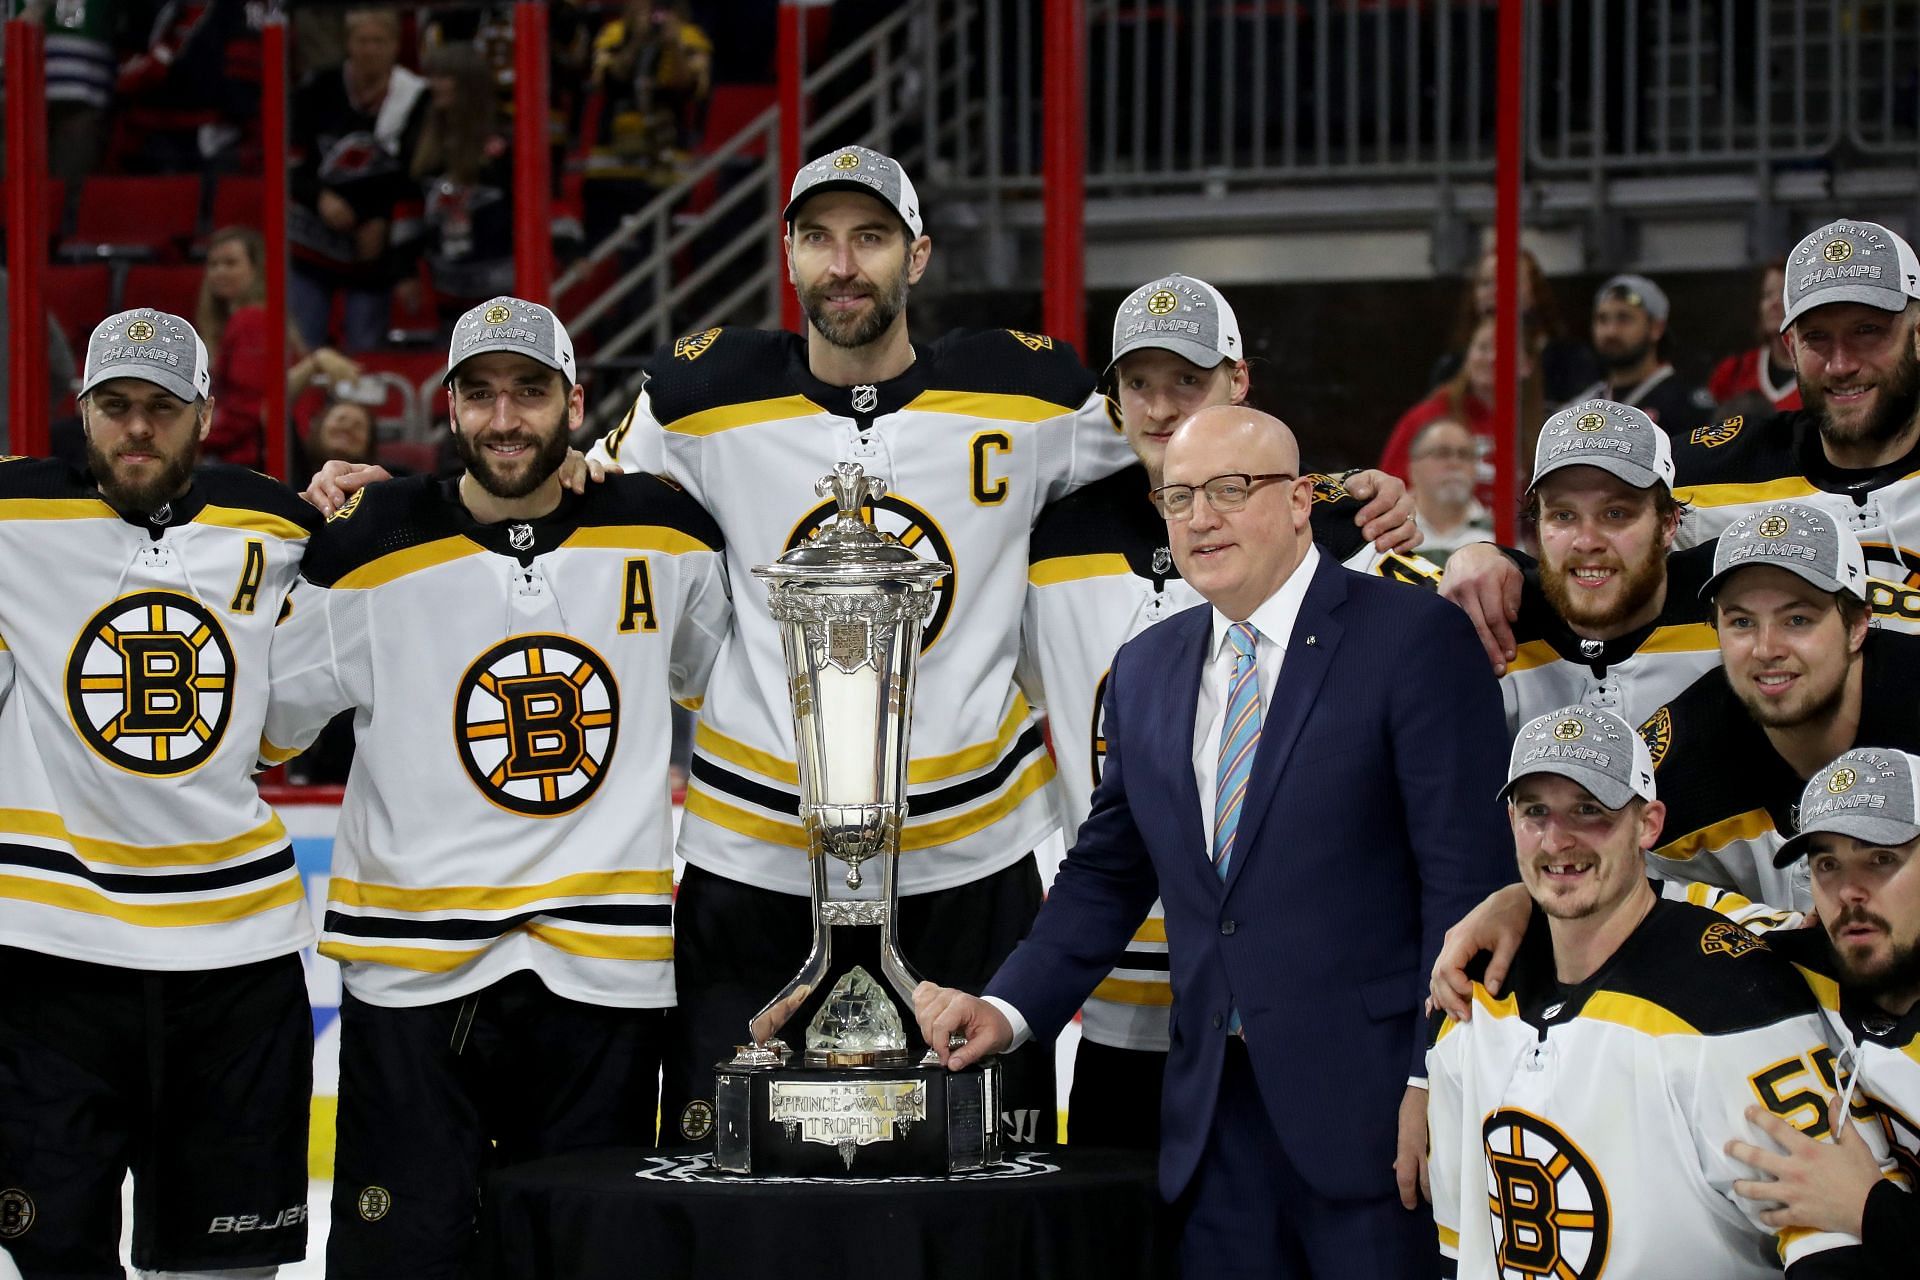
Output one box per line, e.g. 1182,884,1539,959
714,463,1003,1175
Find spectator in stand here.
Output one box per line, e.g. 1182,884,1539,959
199,227,361,468
114,0,263,172
31,0,120,204
1404,417,1494,565
302,398,382,477
1431,246,1598,406
413,43,516,323
288,7,430,352
1381,313,1531,511
1708,259,1802,418
587,0,713,176
1565,273,1717,434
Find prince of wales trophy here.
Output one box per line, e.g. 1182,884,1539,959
714,463,1003,1175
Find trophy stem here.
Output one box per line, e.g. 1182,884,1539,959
878,837,925,1022
744,844,835,1049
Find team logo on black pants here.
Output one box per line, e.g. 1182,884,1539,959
357,1186,392,1222
0,1188,33,1238
66,590,235,776
455,634,620,817
1481,1109,1611,1278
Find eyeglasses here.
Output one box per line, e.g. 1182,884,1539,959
1148,473,1296,518
1411,446,1479,463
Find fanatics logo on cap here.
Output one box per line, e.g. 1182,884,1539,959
1147,289,1179,316
484,303,512,324
1553,719,1585,741
1824,238,1854,263
1829,766,1858,794
126,320,156,343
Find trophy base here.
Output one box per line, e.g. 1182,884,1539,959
713,1056,1003,1176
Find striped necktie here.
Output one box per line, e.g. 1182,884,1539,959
1212,622,1261,877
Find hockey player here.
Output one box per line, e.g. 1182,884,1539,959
1023,271,1438,1156
1447,218,1920,665
262,297,729,1273
1426,705,1877,1278
1730,748,1920,1273
0,311,318,1276
1441,399,1720,732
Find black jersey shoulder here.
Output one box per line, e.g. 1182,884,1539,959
574,470,724,552
1662,540,1718,616
0,456,97,502
1640,667,1782,844
1029,464,1159,565
193,464,324,534
918,327,1098,411
1861,630,1920,727
297,474,461,588
638,326,808,428
1595,898,1822,1035
1671,407,1807,488
1306,474,1370,564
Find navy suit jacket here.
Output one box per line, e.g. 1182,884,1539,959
988,554,1514,1202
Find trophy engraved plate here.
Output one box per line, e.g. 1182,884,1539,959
714,462,1003,1177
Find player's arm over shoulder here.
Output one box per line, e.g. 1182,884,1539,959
294,472,438,589
195,464,324,538
925,327,1099,411
585,470,725,554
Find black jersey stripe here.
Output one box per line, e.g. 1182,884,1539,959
323,902,672,941
0,842,296,895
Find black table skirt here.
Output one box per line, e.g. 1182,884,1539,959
482,1147,1175,1279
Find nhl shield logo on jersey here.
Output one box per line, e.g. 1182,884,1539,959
673,327,722,362
851,384,879,413
455,634,619,817
65,590,236,777
1699,920,1767,958
1636,706,1671,768
1689,415,1743,448
787,493,956,651
1481,1109,1610,1279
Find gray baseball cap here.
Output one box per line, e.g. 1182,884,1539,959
1528,399,1676,494
1106,273,1243,375
783,145,923,238
1499,705,1657,810
1775,747,1920,866
1594,274,1670,323
1781,219,1920,332
80,308,210,405
446,296,577,386
1699,501,1869,603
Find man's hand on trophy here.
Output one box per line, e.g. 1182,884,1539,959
912,982,1010,1071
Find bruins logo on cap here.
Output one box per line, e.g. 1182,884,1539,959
357,1187,392,1222
1637,706,1671,769
1824,238,1855,263
832,151,862,170
1552,719,1584,742
126,320,157,343
1145,289,1179,316
1828,766,1858,794
1700,920,1766,958
680,1099,716,1141
1574,412,1605,433
1006,329,1053,352
1690,415,1743,449
484,304,512,324
673,327,722,362
1757,513,1790,538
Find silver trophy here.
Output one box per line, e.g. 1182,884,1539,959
714,462,1002,1175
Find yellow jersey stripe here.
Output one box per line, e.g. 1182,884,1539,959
1639,623,1718,654
1675,477,1822,509
1133,918,1167,945
524,923,674,962
663,394,825,437
329,868,675,913
334,536,483,589
560,526,716,555
0,808,288,868
321,940,483,972
197,504,310,541
1582,991,1699,1036
1506,640,1560,673
258,736,302,765
1089,977,1173,1006
1436,1225,1460,1250
684,753,1056,852
1792,962,1844,1014
0,497,117,521
904,390,1075,423
1655,809,1774,862
0,873,303,926
1029,553,1135,587
696,696,1040,788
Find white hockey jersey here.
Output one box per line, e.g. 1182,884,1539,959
1022,467,1440,1051
1500,542,1722,734
590,325,1134,896
263,473,729,1008
1673,408,1920,632
1428,898,1875,1279
0,459,318,969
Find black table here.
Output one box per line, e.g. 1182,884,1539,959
482,1147,1174,1279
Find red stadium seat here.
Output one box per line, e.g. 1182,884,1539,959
208,176,263,235
64,175,204,261
122,264,205,326
42,264,114,351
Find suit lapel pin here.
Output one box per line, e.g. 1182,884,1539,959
1305,635,1317,646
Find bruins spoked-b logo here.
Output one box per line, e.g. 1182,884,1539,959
1758,513,1791,538
455,634,619,817
1553,719,1584,742
1575,412,1606,433
66,591,235,776
786,493,956,651
1482,1109,1611,1279
1824,238,1854,263
0,1188,33,1239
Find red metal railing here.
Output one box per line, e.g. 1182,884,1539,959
4,19,49,459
